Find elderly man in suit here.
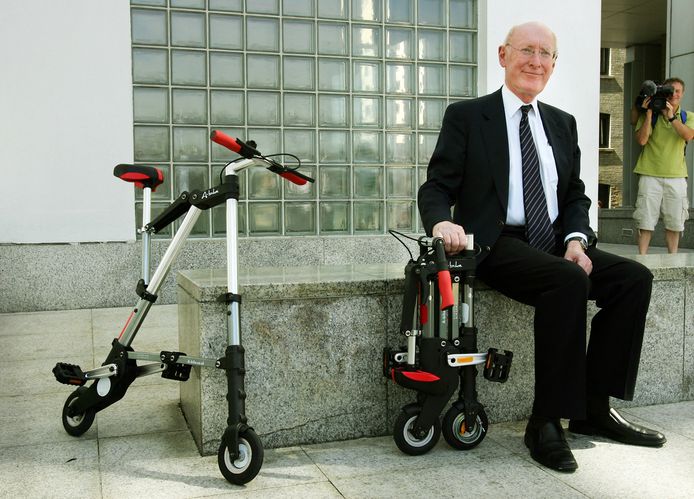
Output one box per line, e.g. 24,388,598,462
418,21,665,472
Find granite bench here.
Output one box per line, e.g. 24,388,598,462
176,254,694,455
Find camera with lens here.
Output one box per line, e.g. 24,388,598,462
635,80,674,113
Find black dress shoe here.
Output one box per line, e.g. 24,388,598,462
569,408,666,447
524,417,578,472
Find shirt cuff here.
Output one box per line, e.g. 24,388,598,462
564,232,588,245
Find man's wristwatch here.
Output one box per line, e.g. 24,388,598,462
565,236,587,251
668,115,677,122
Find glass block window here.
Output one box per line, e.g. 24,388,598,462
130,0,478,237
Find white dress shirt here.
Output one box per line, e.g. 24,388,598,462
501,86,586,245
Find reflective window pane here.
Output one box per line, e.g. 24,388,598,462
209,14,243,50
247,92,280,126
354,201,383,232
320,202,350,232
353,166,383,197
418,0,445,26
353,96,381,128
133,48,168,84
247,0,279,14
284,93,316,126
284,20,314,54
173,89,207,124
318,23,348,56
319,131,350,163
210,52,244,87
171,50,207,86
249,202,280,234
319,166,350,198
418,30,445,61
353,132,382,164
134,87,169,123
283,0,314,17
386,63,413,94
386,0,413,23
353,61,381,93
318,59,348,91
174,164,209,195
285,202,316,234
134,126,170,161
352,0,381,21
386,28,414,59
210,90,245,125
450,0,476,28
386,98,414,128
284,129,316,163
319,95,349,127
450,31,476,63
352,25,381,57
418,64,445,95
171,0,205,8
318,0,347,19
247,17,279,51
283,57,315,90
247,55,280,89
418,133,438,163
386,134,414,164
418,99,445,129
170,11,206,47
450,65,476,97
132,9,167,45
387,166,414,196
209,0,243,10
173,127,209,161
387,200,414,230
249,167,280,199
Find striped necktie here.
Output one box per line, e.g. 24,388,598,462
520,105,555,253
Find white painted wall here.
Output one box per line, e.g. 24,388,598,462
0,1,134,243
478,0,602,229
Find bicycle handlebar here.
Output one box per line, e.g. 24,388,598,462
210,130,259,159
211,129,314,186
432,238,454,310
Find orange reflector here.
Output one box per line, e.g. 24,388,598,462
456,356,473,364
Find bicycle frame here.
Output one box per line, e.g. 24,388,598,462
53,131,313,485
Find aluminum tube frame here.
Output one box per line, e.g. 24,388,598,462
225,168,241,347
141,186,152,285
119,207,202,347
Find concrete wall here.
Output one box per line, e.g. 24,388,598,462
0,1,134,243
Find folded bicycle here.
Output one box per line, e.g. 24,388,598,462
384,234,514,454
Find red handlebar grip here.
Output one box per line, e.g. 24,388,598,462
210,130,241,153
279,171,308,185
438,270,454,310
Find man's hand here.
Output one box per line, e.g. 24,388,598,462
432,221,468,253
564,241,592,275
663,101,675,120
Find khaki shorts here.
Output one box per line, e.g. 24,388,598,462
633,175,689,231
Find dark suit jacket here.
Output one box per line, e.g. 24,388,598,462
418,88,595,260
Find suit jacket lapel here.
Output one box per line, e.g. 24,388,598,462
481,89,510,211
538,102,569,182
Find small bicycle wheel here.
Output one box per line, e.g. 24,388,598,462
218,428,264,485
62,389,96,437
442,405,488,450
393,406,441,456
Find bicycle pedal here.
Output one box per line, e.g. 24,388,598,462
483,348,513,383
53,362,87,386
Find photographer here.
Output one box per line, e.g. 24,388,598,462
633,77,694,254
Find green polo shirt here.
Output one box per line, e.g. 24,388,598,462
633,108,692,178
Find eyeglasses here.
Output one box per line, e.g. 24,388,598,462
505,44,557,61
